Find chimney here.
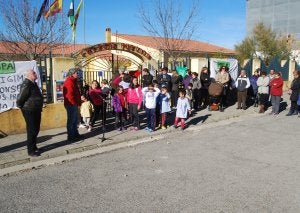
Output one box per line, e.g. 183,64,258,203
105,27,111,43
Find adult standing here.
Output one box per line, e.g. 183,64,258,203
215,66,230,111
183,69,193,89
17,69,43,157
269,72,283,115
142,68,153,88
256,71,270,113
63,68,82,142
190,72,202,110
200,67,211,108
171,70,181,107
249,70,260,107
157,67,172,91
235,70,250,110
286,70,300,116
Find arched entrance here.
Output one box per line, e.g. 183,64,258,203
73,42,155,84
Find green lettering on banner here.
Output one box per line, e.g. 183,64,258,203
0,61,16,74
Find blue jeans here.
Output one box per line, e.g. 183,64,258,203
146,108,156,130
65,105,79,140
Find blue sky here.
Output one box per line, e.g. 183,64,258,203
73,0,246,49
4,0,247,50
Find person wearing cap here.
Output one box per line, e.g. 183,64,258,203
63,68,83,142
17,69,43,157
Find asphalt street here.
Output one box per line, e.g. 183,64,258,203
1,113,300,212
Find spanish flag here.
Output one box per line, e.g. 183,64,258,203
44,0,63,19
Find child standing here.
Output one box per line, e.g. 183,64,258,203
112,86,127,130
186,83,194,111
173,90,191,130
157,86,171,129
142,83,161,132
126,77,143,130
80,95,94,132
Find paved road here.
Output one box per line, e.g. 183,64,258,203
1,113,300,212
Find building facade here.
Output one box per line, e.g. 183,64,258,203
246,0,300,40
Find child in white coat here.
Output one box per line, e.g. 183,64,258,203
173,89,191,130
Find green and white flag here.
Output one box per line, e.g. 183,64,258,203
67,0,74,27
209,58,238,81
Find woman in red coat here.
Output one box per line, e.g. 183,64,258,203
269,72,283,115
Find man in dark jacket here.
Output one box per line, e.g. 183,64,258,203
157,67,171,91
63,68,82,142
286,70,300,116
17,69,43,157
142,68,153,87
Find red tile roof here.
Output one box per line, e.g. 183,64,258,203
0,42,88,56
114,34,236,55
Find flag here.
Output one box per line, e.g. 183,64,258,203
44,0,63,19
35,0,49,23
176,66,188,79
67,0,75,27
72,0,83,41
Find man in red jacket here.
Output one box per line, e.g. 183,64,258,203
63,68,83,142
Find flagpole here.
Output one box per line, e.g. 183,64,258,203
73,0,75,53
83,0,86,48
61,0,64,57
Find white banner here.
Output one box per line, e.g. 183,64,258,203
209,58,239,81
0,60,40,113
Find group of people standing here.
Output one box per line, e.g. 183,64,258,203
16,66,300,157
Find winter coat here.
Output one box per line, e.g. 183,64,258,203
183,75,193,89
63,76,81,106
257,76,270,94
80,101,94,117
215,72,229,85
190,77,201,90
157,93,171,113
157,73,172,90
142,74,153,87
270,77,283,96
200,73,211,89
17,78,43,111
142,87,160,109
290,77,300,101
126,86,143,106
176,97,191,118
112,94,123,113
89,87,103,106
235,75,250,92
249,76,258,93
171,75,181,91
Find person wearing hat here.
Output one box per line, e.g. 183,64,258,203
63,68,83,142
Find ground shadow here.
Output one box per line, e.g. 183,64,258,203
0,130,8,139
188,114,212,125
279,101,288,112
0,131,66,153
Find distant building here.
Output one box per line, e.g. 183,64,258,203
246,0,300,40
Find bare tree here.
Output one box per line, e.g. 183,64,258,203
138,0,200,65
0,0,69,60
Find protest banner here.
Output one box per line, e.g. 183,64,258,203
0,61,40,113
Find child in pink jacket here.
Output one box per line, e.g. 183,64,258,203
126,77,143,130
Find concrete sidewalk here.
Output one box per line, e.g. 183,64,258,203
0,94,291,171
